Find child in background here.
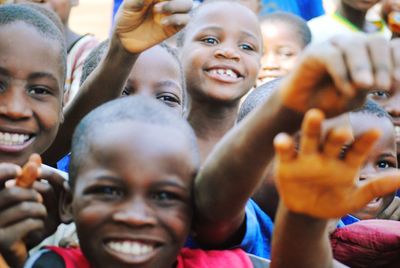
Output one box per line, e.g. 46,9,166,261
25,96,268,268
308,0,391,43
0,4,69,266
41,0,193,166
381,0,400,38
270,109,400,268
257,12,311,86
177,0,263,162
14,0,99,106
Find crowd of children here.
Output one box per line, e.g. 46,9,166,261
1,0,400,267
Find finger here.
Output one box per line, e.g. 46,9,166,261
331,35,374,90
318,41,355,97
377,196,400,219
323,127,352,158
344,129,381,167
0,164,21,187
37,165,68,193
159,13,190,28
390,38,400,85
353,171,400,211
274,133,296,162
154,0,193,14
0,188,42,211
368,36,392,90
0,202,47,227
299,109,324,154
0,219,44,250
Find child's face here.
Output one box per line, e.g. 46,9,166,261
15,0,77,24
0,23,63,165
181,2,262,104
257,22,303,86
349,113,397,219
342,0,381,12
122,46,184,115
71,122,196,268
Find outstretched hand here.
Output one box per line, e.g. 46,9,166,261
274,109,400,219
115,0,192,53
279,35,400,117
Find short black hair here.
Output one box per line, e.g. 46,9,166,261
80,41,188,109
237,78,281,122
259,11,312,47
69,95,200,189
0,4,67,82
353,98,392,121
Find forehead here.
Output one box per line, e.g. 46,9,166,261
83,122,196,185
189,2,261,41
350,113,395,144
129,46,181,86
261,21,301,44
0,22,63,85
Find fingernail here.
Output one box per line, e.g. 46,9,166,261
161,17,168,25
153,2,163,13
37,193,43,203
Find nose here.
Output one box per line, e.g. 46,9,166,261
214,46,240,61
0,85,32,120
385,91,400,117
261,52,279,70
113,197,157,226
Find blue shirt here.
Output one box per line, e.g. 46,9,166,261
186,199,274,259
260,0,324,20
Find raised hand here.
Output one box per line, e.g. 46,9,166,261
273,109,400,219
279,35,400,117
115,0,192,53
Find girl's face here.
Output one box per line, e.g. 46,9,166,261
257,21,303,86
0,23,63,165
180,2,262,104
71,122,196,268
122,46,184,115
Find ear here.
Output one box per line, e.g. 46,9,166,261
59,182,73,224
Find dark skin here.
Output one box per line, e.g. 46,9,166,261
42,0,193,166
180,2,263,163
336,0,381,32
193,34,400,247
0,21,67,267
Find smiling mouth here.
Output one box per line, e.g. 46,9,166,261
0,131,33,146
106,240,156,256
205,68,243,83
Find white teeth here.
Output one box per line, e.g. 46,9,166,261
0,131,30,146
107,241,154,256
209,68,238,78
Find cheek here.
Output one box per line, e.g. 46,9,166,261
158,205,191,245
280,56,298,72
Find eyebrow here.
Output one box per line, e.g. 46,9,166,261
155,80,181,89
197,25,259,45
0,67,59,84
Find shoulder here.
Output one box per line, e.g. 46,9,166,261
24,248,65,268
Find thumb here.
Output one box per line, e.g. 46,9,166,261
352,170,400,211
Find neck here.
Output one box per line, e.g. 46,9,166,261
64,26,81,50
188,99,239,162
337,2,367,30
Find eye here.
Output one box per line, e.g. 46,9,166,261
0,81,6,92
150,191,180,204
201,37,219,45
369,90,390,101
157,94,181,107
121,87,131,96
239,43,254,51
85,185,124,198
377,160,395,169
27,86,52,96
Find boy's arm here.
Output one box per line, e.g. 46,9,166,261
42,0,192,165
270,109,400,268
193,35,399,245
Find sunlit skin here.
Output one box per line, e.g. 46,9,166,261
70,122,197,268
121,45,184,115
257,21,303,86
181,2,262,104
0,23,63,166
